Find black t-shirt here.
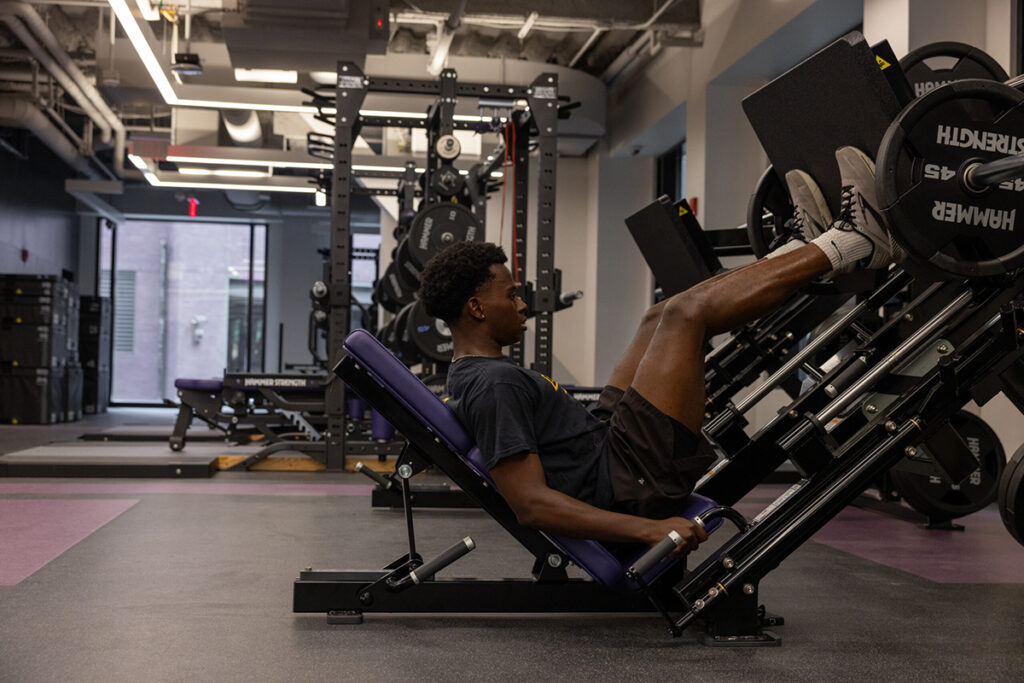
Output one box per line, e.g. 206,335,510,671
445,356,614,509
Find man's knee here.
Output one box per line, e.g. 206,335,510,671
662,291,711,328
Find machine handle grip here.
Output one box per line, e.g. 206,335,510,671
354,461,392,490
627,530,683,581
693,506,750,533
409,537,476,584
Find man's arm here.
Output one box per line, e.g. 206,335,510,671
489,452,707,553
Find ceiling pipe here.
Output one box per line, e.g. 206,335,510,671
427,0,468,76
0,15,112,140
0,1,127,176
0,95,98,178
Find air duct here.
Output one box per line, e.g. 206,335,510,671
0,95,98,178
221,109,263,147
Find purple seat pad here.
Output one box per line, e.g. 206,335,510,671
342,329,720,588
174,378,223,392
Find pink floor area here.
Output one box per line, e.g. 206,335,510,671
0,481,373,497
0,498,139,585
809,506,1024,584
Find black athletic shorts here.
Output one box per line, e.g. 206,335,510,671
592,385,716,519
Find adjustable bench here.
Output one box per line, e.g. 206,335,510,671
169,373,329,469
294,329,739,632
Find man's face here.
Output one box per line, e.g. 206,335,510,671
476,264,527,346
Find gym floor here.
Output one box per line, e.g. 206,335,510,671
1,410,1023,681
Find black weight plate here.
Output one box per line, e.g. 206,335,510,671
379,262,416,310
393,237,423,293
876,79,1024,279
376,319,394,344
900,41,1009,99
407,202,482,267
407,299,453,363
373,276,399,314
891,410,1006,520
391,303,423,367
999,444,1024,545
746,166,796,259
419,372,448,397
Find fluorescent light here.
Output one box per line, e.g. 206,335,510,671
353,164,426,174
143,175,316,193
314,189,327,207
177,167,270,178
359,109,428,119
127,153,149,171
109,0,177,104
234,68,298,84
166,154,331,170
110,5,524,118
134,0,159,21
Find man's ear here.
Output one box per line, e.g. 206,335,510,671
466,296,485,321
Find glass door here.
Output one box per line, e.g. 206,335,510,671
103,221,267,403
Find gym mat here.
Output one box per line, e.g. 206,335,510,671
80,424,223,442
0,441,225,478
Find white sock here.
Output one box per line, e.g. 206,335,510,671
764,240,804,259
810,228,873,272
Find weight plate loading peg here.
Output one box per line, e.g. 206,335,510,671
900,41,1009,99
435,134,462,161
876,79,1024,279
890,410,1006,521
407,202,482,267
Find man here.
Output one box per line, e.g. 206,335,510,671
418,147,901,555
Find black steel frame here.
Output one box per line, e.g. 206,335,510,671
320,62,560,470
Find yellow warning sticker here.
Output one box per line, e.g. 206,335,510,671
678,205,689,216
876,55,891,70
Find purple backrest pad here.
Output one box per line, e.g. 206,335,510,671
342,328,719,587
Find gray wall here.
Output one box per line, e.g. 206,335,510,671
0,143,79,277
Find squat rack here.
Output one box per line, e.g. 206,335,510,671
318,61,561,470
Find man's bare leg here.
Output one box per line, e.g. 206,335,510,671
629,244,831,433
628,146,899,434
605,262,762,392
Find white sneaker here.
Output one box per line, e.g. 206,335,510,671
784,168,832,242
832,146,905,269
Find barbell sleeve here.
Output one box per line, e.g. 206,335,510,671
627,531,683,581
409,537,476,584
559,290,584,305
964,153,1024,190
354,461,393,490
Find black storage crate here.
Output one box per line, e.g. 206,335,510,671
0,366,65,424
65,364,83,421
82,366,109,415
0,323,66,368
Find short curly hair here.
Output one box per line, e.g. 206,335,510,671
418,241,508,324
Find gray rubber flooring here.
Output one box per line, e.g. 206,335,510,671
1,472,1023,682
